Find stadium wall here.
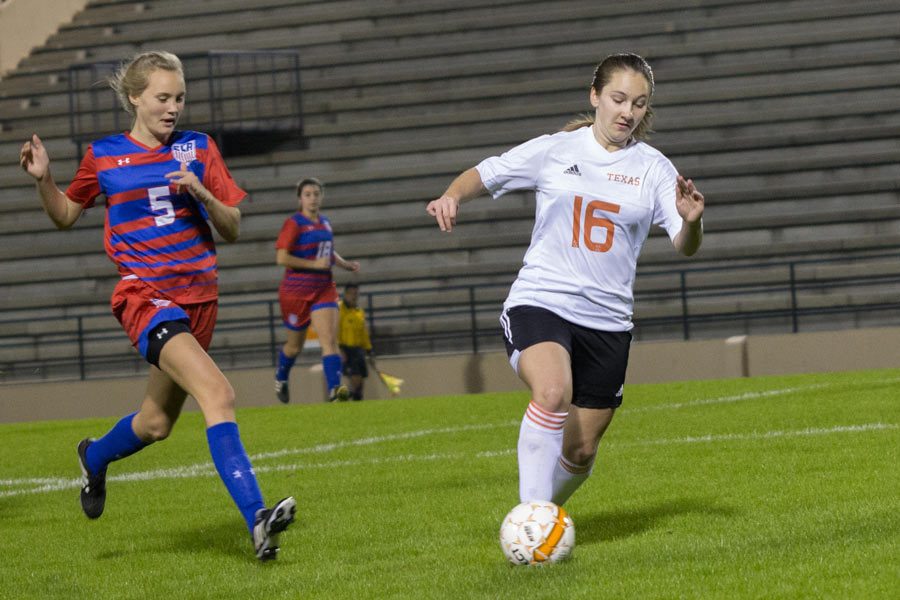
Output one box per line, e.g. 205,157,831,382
2,326,898,423
0,0,88,78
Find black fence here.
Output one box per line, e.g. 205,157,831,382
67,50,305,157
2,252,900,384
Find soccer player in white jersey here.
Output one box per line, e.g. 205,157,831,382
426,53,705,506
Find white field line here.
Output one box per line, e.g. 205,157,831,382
631,376,900,413
0,380,891,494
116,382,846,478
0,422,895,499
614,422,898,447
628,385,829,412
249,421,514,460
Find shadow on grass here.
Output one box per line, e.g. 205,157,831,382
576,497,739,546
94,519,250,561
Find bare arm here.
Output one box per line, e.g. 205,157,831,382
166,163,241,242
425,167,487,232
333,251,360,272
672,175,704,257
20,134,83,229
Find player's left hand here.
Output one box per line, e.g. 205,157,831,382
165,162,202,197
675,175,704,224
342,260,361,273
426,194,460,232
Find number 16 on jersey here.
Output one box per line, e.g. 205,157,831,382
571,195,620,253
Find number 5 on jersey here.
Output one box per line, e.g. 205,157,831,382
571,195,620,252
149,185,175,227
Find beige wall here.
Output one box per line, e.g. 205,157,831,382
0,0,89,78
2,326,898,423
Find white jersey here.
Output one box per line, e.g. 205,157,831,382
476,126,683,331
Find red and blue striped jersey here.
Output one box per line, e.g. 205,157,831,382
66,131,246,304
275,212,335,298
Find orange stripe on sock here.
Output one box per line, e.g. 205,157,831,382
525,402,566,431
528,401,567,422
558,455,593,474
526,406,565,431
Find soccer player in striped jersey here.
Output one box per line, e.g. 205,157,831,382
19,51,295,561
426,53,705,507
274,177,360,403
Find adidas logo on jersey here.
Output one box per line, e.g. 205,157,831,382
563,164,581,176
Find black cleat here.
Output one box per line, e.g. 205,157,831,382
76,438,107,519
275,379,290,404
327,385,350,402
253,496,297,561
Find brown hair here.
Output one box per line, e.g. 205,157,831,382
296,177,324,196
109,51,184,117
563,52,655,140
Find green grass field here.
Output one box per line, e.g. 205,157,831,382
1,369,897,599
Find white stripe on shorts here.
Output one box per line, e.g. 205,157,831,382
499,308,513,344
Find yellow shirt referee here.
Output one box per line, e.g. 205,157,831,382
338,284,371,399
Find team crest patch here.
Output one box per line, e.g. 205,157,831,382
172,140,197,164
151,298,172,308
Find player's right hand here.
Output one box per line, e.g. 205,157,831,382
20,134,50,181
426,194,459,232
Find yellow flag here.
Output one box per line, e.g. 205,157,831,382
378,371,404,395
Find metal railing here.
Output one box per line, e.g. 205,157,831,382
67,50,305,157
2,251,899,384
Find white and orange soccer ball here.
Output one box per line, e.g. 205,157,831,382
499,500,575,565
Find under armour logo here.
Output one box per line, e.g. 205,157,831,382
117,158,131,166
563,164,581,176
232,470,243,479
156,327,168,340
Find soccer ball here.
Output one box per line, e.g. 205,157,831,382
499,500,575,565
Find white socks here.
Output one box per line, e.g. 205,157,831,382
517,401,567,502
517,400,596,505
551,453,593,506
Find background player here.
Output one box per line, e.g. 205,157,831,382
338,283,373,400
426,53,705,506
274,177,360,403
18,51,295,561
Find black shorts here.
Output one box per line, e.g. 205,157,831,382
341,345,368,378
500,305,631,409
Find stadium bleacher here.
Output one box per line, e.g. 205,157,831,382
1,0,899,381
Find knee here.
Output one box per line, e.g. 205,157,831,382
210,379,236,411
565,444,597,468
194,376,236,412
532,383,569,413
137,413,175,442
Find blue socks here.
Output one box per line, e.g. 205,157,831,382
86,414,266,532
275,350,296,382
206,421,265,531
85,412,149,474
322,353,342,391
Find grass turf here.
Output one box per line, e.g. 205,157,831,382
0,369,897,599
